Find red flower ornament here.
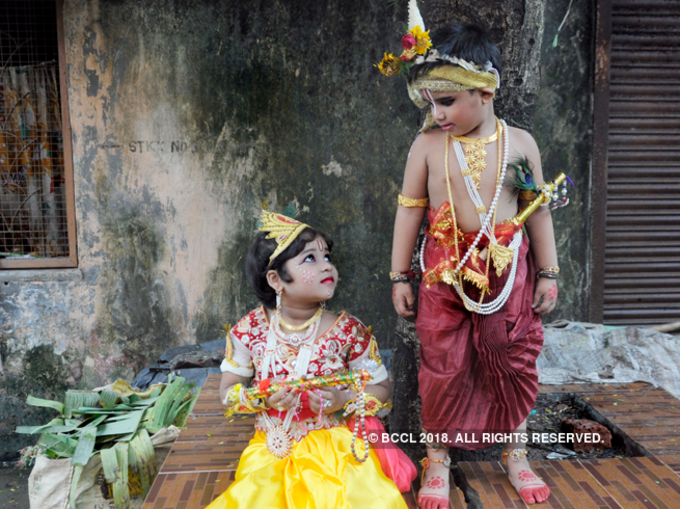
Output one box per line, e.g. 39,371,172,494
401,33,416,50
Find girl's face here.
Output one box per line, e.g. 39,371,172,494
279,235,338,306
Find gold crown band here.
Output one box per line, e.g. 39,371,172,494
258,210,310,263
408,65,499,109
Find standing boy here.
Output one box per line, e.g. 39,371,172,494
379,2,558,507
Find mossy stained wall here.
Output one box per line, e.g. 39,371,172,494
1,0,417,458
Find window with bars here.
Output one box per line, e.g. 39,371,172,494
0,0,76,269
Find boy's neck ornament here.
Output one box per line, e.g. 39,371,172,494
258,210,309,263
376,0,500,109
453,125,499,190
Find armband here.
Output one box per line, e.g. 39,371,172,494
398,193,429,208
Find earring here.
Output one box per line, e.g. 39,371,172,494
276,290,282,312
320,301,327,311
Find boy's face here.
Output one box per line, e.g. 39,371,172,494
279,236,338,305
427,89,492,136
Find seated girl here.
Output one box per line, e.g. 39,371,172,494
206,211,415,509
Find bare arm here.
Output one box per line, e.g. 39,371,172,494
519,132,559,314
391,137,429,316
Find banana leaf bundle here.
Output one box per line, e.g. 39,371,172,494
16,375,199,509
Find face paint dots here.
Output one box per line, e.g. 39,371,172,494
300,269,315,285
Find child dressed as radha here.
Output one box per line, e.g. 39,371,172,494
205,210,416,509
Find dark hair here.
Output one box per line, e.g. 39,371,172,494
246,227,333,309
409,23,502,84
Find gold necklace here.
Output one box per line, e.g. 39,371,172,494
278,306,323,331
451,121,499,190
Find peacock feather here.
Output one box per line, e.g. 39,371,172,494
505,157,537,196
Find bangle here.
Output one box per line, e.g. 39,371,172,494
537,265,559,279
389,269,416,282
342,398,357,417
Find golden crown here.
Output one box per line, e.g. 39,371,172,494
258,210,310,263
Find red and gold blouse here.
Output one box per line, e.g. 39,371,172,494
220,307,388,440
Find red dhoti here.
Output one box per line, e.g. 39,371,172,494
415,203,543,450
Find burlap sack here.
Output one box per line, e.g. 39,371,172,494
28,426,179,509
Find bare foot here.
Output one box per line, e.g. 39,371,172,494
417,459,450,509
504,456,550,504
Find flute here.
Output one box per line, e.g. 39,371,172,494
512,173,569,225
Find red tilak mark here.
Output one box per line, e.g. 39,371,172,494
547,285,558,300
392,287,397,301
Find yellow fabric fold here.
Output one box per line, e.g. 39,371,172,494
205,427,407,509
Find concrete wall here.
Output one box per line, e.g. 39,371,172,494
0,0,595,458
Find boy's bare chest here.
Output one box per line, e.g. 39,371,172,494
426,139,518,229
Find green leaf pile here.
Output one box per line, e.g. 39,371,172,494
16,376,200,509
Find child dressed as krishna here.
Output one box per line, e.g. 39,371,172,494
379,1,571,507
206,210,416,509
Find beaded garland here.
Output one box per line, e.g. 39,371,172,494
350,389,371,463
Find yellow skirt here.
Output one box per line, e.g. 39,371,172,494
205,426,408,509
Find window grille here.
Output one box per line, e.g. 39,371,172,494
0,0,76,268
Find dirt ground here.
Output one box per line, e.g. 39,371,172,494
450,392,631,463
0,462,30,508
525,393,629,460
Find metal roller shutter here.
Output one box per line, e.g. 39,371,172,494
604,0,680,325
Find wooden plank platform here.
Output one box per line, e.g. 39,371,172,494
458,457,680,509
145,377,680,508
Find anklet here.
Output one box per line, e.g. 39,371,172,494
420,456,452,485
501,449,527,465
420,456,452,469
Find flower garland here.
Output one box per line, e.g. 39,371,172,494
376,26,432,77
